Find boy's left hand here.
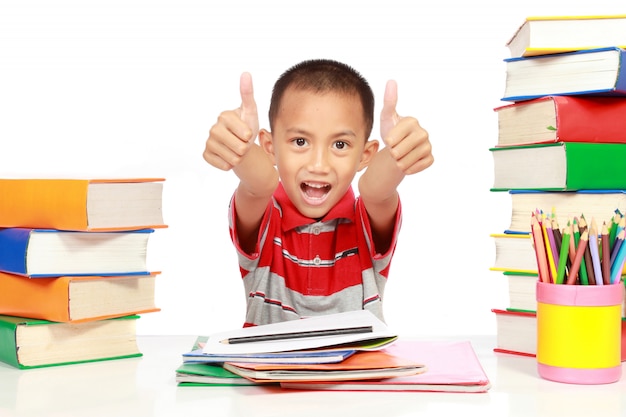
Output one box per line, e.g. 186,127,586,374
380,80,434,175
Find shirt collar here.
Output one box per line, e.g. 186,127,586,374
274,182,356,231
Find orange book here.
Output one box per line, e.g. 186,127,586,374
0,178,166,231
0,271,160,323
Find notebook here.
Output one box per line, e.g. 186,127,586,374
280,339,491,393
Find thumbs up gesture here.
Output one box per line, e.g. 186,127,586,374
379,80,433,175
204,72,260,171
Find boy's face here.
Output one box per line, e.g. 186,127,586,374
261,87,377,219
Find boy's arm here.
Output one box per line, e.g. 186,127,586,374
203,73,279,253
358,80,434,253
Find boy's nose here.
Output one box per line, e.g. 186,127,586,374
307,147,331,173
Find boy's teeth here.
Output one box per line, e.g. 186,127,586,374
302,183,329,199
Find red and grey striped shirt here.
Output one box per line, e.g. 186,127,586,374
229,182,401,326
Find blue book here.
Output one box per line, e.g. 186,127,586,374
502,47,626,101
0,228,153,277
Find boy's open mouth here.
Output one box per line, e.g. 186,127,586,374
301,182,331,200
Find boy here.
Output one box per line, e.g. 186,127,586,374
204,59,433,326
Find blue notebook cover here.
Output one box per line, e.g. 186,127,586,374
183,347,356,365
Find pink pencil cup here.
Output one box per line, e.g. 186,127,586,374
536,281,623,384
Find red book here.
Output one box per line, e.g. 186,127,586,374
494,96,626,147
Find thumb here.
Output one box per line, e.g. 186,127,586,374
239,72,259,141
380,80,400,142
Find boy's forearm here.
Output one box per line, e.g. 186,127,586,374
234,144,279,198
358,148,405,204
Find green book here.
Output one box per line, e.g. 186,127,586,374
0,315,142,369
490,143,626,191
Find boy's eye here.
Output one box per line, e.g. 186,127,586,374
294,138,307,147
333,141,348,150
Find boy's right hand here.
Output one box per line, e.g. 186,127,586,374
203,72,259,171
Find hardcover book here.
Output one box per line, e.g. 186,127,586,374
501,272,539,313
492,309,537,357
0,228,153,277
505,190,626,233
0,315,142,369
494,96,626,147
0,271,160,322
501,47,626,102
490,233,536,274
490,143,626,191
0,178,166,231
506,15,626,58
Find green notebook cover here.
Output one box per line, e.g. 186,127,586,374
176,336,261,387
0,315,142,369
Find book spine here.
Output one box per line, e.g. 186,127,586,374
616,49,626,92
0,272,71,322
565,143,626,189
0,179,89,230
0,228,30,275
0,318,20,368
556,96,626,143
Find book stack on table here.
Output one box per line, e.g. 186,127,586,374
176,310,491,393
0,178,167,369
489,15,626,358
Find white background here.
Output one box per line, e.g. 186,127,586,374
1,1,623,337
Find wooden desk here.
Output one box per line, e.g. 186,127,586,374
1,335,624,417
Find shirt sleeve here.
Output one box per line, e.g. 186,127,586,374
228,192,274,260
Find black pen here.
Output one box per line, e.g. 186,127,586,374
220,325,373,344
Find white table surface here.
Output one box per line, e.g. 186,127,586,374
1,334,625,417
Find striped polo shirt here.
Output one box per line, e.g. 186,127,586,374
229,182,401,327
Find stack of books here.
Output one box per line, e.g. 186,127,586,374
489,15,626,358
176,310,491,393
0,178,166,369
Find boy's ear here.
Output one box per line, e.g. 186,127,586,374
358,139,379,171
259,129,276,165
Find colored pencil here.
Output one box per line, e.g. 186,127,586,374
578,215,588,234
541,213,557,283
567,222,577,272
608,211,621,250
601,222,611,285
610,238,626,284
572,219,588,285
567,230,589,285
531,215,550,283
549,217,562,269
556,224,571,285
610,229,625,266
589,219,603,286
583,235,596,285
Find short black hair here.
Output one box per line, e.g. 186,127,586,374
268,59,375,139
